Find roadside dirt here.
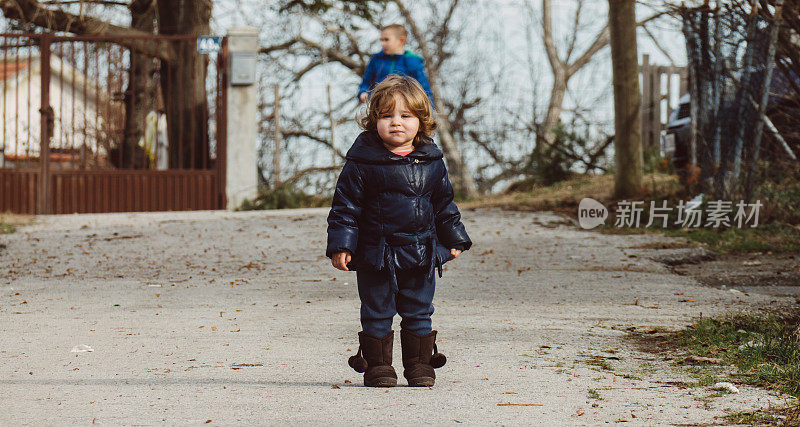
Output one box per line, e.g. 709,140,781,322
668,252,800,299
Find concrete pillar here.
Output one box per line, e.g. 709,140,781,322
225,26,259,210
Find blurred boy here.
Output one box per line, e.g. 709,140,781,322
358,24,434,105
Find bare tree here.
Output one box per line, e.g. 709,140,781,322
537,0,664,147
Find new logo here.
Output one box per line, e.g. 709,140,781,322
578,198,608,229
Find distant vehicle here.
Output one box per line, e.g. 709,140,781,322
662,93,691,177
661,66,799,180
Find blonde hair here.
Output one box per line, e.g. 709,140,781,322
381,24,407,39
360,76,437,147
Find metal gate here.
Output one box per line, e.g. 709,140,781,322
0,33,227,214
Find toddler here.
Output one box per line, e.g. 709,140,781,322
327,75,471,387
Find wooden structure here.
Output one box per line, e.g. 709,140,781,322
639,54,688,153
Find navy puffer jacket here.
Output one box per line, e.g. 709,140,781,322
326,131,471,275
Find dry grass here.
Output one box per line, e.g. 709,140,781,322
0,213,34,226
462,173,682,216
1,213,34,233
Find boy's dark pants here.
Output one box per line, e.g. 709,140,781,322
357,266,435,337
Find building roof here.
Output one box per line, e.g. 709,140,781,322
0,60,31,81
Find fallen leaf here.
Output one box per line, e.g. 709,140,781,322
684,355,722,364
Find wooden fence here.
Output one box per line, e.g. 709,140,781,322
640,54,688,153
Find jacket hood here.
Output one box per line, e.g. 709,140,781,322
345,131,443,164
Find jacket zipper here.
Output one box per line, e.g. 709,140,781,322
410,157,420,229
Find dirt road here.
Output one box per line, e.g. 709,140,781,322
0,208,793,424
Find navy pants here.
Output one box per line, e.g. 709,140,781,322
357,266,436,337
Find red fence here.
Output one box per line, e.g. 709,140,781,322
0,33,227,214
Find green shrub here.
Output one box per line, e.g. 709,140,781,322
757,178,800,224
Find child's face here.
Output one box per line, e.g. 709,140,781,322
376,95,420,150
380,30,406,55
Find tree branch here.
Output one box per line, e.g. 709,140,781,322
566,11,667,77
566,26,609,77
291,59,325,82
0,0,175,61
641,22,676,66
431,0,459,71
468,129,509,165
282,128,347,159
541,0,564,74
276,165,340,189
564,0,583,63
394,0,432,64
260,39,299,55
481,166,526,192
41,0,127,5
296,34,365,74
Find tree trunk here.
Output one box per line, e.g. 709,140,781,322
157,0,212,170
434,100,479,198
542,68,568,145
608,0,643,198
426,63,479,198
120,0,157,169
423,51,479,199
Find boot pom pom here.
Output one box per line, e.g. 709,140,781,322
348,355,368,373
430,352,446,369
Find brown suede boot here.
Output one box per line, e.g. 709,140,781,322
400,330,447,387
348,331,397,387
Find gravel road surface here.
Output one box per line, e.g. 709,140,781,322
0,208,794,425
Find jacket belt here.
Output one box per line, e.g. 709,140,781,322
376,232,443,296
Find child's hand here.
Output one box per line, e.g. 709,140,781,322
332,251,351,271
359,92,368,103
450,248,462,260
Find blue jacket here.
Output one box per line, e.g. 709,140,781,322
358,50,434,104
326,131,471,277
